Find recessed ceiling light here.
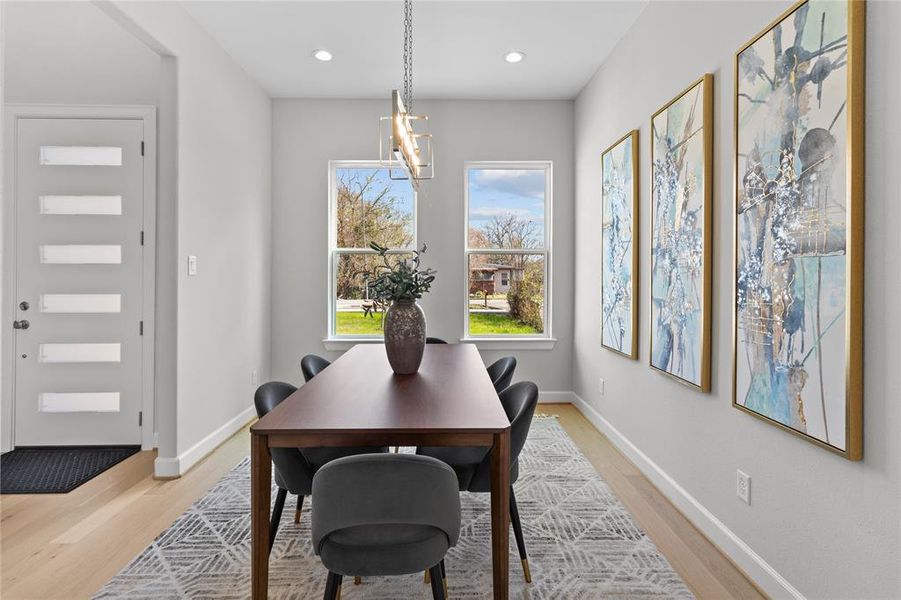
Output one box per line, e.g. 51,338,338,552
504,51,525,64
312,49,333,62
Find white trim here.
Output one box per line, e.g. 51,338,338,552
154,405,256,478
326,160,418,341
459,337,557,350
570,393,805,600
463,161,553,341
1,104,157,452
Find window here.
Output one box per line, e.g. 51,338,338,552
328,161,416,338
465,162,552,338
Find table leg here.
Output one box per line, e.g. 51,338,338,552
490,429,511,600
251,433,271,600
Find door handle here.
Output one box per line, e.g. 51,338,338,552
13,320,29,330
19,301,29,311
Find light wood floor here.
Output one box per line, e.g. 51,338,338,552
0,404,765,599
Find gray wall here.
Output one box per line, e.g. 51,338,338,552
572,2,900,598
97,2,272,470
3,1,160,106
271,99,574,390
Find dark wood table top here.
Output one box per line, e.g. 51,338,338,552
251,344,510,436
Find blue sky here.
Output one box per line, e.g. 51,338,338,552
468,169,546,226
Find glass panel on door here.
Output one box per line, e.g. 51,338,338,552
39,145,123,166
39,392,120,413
39,195,123,215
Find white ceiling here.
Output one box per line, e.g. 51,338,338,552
183,1,647,99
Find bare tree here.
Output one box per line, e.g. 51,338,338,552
336,171,413,298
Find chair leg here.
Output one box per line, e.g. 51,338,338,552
323,571,343,600
428,564,446,600
354,576,361,585
269,488,288,554
295,494,304,524
440,559,448,597
510,485,531,583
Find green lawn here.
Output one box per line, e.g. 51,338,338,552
469,312,541,335
336,310,541,336
336,311,384,335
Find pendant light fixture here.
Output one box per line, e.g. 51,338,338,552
380,0,433,184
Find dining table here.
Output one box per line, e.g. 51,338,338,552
250,342,513,599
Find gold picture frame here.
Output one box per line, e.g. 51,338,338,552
649,75,714,391
732,0,864,460
601,130,639,359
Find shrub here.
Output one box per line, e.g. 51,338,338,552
507,267,544,332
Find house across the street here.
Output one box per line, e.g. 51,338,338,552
470,263,524,295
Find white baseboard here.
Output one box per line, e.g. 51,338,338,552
570,393,804,600
538,390,576,404
154,405,255,478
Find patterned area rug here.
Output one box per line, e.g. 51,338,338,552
95,417,693,599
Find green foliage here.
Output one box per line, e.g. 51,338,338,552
360,242,436,317
506,263,544,333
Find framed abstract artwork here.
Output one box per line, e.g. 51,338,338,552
601,130,639,358
733,0,864,459
650,75,713,391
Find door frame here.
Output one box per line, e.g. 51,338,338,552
1,104,157,451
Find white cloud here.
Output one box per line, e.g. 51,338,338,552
473,169,545,199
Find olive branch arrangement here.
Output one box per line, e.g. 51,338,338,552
359,242,437,319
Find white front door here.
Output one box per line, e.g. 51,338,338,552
13,118,145,446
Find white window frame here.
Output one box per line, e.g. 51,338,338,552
462,161,555,349
324,160,418,347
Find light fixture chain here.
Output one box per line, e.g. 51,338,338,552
403,0,413,110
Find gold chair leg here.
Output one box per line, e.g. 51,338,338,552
443,576,449,597
424,569,430,584
521,558,532,583
294,509,301,524
336,584,342,600
354,576,361,585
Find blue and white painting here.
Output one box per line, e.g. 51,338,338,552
650,78,710,388
735,1,852,451
601,132,637,357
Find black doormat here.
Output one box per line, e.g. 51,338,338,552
0,446,140,494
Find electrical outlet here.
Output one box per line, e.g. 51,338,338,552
736,469,751,505
598,378,605,395
187,255,198,276
251,370,258,386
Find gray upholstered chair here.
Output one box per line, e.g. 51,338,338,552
417,381,539,582
486,356,517,393
312,454,461,600
426,337,448,344
301,354,331,382
253,382,387,553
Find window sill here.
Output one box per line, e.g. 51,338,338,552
322,338,383,352
459,337,557,351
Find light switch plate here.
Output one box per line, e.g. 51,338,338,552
187,255,198,276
